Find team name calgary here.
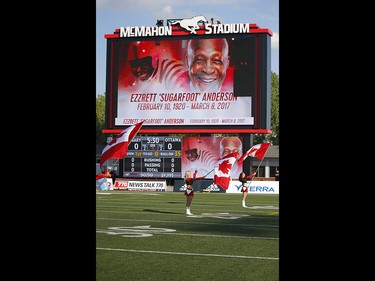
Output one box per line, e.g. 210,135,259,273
119,24,250,37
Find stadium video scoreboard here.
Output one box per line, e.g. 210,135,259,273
123,136,182,178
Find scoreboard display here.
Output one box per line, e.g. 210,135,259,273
123,136,182,178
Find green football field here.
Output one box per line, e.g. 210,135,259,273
96,191,279,281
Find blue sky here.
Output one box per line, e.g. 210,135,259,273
96,0,279,96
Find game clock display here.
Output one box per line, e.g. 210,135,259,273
123,136,182,178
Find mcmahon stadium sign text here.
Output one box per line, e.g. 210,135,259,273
119,23,251,37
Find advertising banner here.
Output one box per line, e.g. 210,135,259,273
114,178,166,191
173,179,226,193
226,180,279,194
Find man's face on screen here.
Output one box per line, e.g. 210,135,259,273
130,56,155,82
185,148,200,162
187,39,229,92
220,137,242,159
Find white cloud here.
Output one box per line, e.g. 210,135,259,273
162,5,173,15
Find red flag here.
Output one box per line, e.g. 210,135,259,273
100,120,145,168
213,151,238,190
96,174,106,181
237,143,271,165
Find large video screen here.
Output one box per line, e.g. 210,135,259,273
105,31,271,133
181,136,244,180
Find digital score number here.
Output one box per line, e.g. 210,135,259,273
123,136,182,178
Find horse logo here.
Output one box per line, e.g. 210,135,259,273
169,15,208,34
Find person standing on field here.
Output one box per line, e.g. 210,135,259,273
238,171,256,207
184,170,205,215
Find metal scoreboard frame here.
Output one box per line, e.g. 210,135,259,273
101,16,274,180
103,16,273,134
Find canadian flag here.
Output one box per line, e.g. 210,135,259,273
213,151,238,190
100,120,144,168
237,143,271,165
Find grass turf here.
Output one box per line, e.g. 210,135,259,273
96,192,279,281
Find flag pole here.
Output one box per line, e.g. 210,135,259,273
253,158,264,176
102,158,119,171
203,168,215,178
249,157,266,184
110,158,119,169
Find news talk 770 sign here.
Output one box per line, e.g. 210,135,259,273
104,15,272,134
